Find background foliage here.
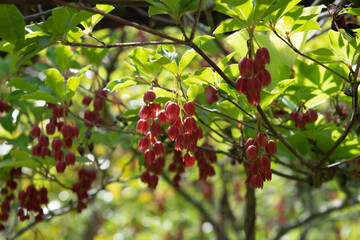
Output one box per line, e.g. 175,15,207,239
0,0,360,239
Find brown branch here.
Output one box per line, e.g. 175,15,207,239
66,40,180,48
272,195,360,240
244,184,256,240
190,0,203,40
188,42,236,88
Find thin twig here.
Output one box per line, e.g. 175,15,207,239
272,30,351,84
218,92,254,119
326,155,360,169
194,102,255,129
190,0,203,40
317,112,357,167
272,195,360,240
271,169,307,182
68,110,141,135
257,105,313,170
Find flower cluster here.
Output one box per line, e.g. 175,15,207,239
83,89,107,127
0,168,21,231
72,168,97,213
30,101,79,173
17,185,48,222
236,48,271,105
290,109,318,129
244,132,276,189
137,90,203,189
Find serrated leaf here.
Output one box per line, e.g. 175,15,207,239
8,77,37,93
187,85,204,101
179,50,197,72
261,79,295,109
0,5,25,44
106,77,138,92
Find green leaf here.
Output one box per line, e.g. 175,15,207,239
0,5,25,44
339,8,360,16
218,52,237,71
292,20,320,33
0,111,13,133
52,8,70,35
55,45,73,73
128,47,162,78
193,35,215,46
147,0,198,22
4,134,28,149
187,85,204,101
20,91,59,103
329,30,350,64
76,156,92,163
8,77,37,93
81,47,109,66
66,10,95,32
106,77,138,92
283,6,303,31
179,50,197,72
189,67,216,85
213,19,245,34
271,0,302,23
10,150,29,161
261,79,295,109
223,64,239,80
44,68,65,102
0,159,41,169
66,75,83,100
81,4,114,32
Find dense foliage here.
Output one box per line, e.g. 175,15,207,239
0,0,359,239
